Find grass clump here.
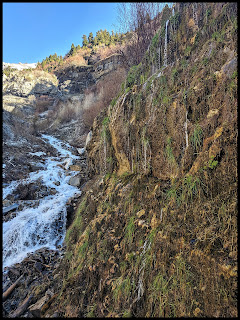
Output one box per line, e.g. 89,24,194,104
65,197,87,245
125,216,135,245
165,136,176,165
190,124,203,154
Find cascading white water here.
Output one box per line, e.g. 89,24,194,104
164,20,169,67
2,134,81,270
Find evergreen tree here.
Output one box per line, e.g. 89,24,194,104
88,32,94,45
53,53,58,61
96,30,103,43
69,43,77,55
42,60,46,69
93,36,98,46
82,35,88,47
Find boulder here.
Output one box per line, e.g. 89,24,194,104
68,175,82,187
69,164,82,171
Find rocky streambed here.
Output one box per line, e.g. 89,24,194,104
2,134,88,318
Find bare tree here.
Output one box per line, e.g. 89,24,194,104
116,2,166,66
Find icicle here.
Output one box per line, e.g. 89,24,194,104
193,3,198,26
184,110,189,149
163,20,169,67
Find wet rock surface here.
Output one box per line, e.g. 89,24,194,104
2,247,64,318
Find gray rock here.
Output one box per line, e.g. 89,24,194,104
85,130,92,147
68,175,82,187
222,57,237,78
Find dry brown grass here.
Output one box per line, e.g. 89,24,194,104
82,67,127,128
35,96,55,114
63,47,91,67
92,43,125,62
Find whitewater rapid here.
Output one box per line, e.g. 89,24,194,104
2,134,82,270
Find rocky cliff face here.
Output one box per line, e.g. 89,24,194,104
43,2,237,318
3,53,126,148
3,69,58,116
56,53,124,97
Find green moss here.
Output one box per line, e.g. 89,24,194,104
125,216,135,245
65,197,87,245
125,63,143,88
165,136,175,164
151,31,160,49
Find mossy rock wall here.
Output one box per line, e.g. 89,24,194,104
44,3,237,318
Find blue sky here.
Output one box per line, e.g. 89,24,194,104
3,2,120,63
3,2,173,64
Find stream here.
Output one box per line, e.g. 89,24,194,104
2,134,83,270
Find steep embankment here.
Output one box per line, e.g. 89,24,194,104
18,2,238,317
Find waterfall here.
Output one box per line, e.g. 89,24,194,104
172,6,175,16
163,20,169,67
3,135,81,269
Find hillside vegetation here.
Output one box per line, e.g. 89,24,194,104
43,2,237,317
36,29,127,73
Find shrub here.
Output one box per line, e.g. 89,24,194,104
82,67,126,128
126,65,138,88
3,66,17,77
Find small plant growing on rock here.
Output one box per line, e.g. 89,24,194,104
208,156,218,169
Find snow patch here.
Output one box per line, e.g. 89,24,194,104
3,62,37,71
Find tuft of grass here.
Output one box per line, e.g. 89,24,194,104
165,136,176,165
112,275,134,304
182,175,200,202
190,124,203,154
125,216,135,245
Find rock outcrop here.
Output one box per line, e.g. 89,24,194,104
3,69,58,116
